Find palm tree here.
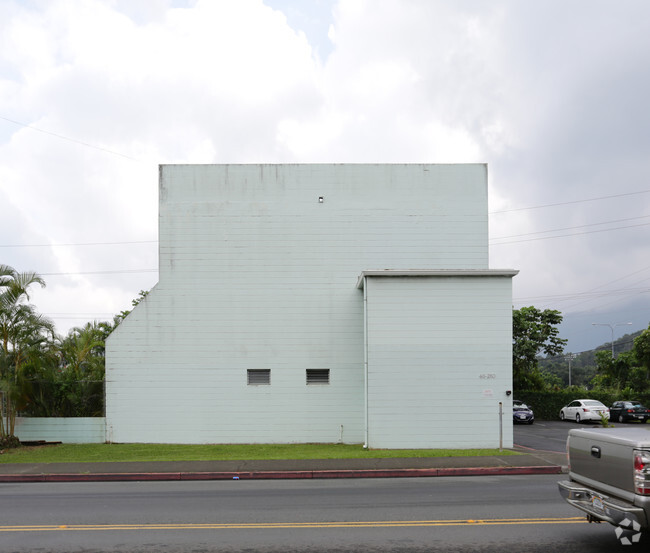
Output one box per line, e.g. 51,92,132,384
0,265,51,436
54,322,108,417
0,264,45,310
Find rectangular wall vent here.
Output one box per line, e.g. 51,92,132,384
306,369,330,385
247,369,271,385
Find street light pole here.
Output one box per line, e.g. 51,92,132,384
592,322,632,358
566,353,576,386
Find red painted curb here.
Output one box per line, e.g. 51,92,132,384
434,466,562,477
0,465,562,483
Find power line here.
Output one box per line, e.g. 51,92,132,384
548,278,650,309
40,269,157,276
5,215,649,250
46,312,116,315
3,112,648,214
46,315,117,320
542,337,641,360
0,115,141,161
560,265,650,297
7,210,650,250
0,240,157,248
515,287,650,303
490,214,650,240
490,221,650,245
516,264,650,313
489,189,650,214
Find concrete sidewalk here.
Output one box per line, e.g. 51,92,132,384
0,448,567,482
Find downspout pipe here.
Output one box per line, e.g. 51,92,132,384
363,276,369,448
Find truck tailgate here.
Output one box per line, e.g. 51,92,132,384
568,427,650,494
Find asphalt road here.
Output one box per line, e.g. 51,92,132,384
0,474,636,552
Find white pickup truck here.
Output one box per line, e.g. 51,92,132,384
558,426,650,542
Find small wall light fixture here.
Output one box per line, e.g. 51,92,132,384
506,390,512,396
318,196,324,203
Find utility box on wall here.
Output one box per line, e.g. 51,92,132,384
106,164,516,447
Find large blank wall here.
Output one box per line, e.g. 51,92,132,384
106,164,489,444
365,276,514,449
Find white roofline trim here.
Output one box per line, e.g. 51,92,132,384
356,269,519,289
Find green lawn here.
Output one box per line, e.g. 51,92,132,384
0,443,519,464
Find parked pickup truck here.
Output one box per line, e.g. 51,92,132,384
558,426,650,538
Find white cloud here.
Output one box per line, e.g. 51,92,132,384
1,0,650,352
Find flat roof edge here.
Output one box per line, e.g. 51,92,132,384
356,269,519,289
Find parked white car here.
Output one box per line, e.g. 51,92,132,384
559,399,610,423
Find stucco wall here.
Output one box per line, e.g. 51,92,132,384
106,164,495,444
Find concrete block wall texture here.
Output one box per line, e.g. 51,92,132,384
360,274,515,449
106,164,514,446
14,418,106,444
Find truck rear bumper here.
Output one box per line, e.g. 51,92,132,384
558,480,647,528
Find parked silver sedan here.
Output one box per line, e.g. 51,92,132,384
559,399,609,423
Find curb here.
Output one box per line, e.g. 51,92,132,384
0,465,563,483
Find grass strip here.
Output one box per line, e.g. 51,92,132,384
0,443,520,464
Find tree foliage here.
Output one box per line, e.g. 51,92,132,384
0,265,52,436
634,328,650,372
1,264,150,436
533,323,650,396
513,306,567,391
115,289,149,322
588,327,650,394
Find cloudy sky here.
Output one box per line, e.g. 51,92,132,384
1,0,649,354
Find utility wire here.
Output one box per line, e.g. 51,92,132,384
489,189,650,214
39,269,157,276
516,265,650,311
4,215,649,249
490,221,650,245
3,114,648,213
490,214,650,240
0,240,157,248
542,337,640,360
516,287,650,302
0,115,141,161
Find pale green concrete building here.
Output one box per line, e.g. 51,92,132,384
106,164,517,448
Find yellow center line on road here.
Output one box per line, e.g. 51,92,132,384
0,517,588,532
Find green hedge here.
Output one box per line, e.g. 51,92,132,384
515,390,650,421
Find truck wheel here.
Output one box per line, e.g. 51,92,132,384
576,413,581,423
